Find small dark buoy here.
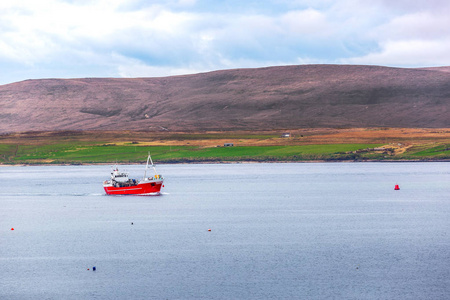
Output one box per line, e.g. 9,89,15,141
93,266,96,271
87,268,90,271
131,222,133,225
394,184,400,190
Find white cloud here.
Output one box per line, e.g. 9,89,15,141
343,39,450,67
280,9,330,37
0,1,196,63
374,12,450,40
340,3,450,67
1,0,450,84
375,0,450,14
177,0,197,7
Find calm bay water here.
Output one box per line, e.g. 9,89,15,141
1,162,449,299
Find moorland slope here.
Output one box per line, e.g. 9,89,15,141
1,64,449,133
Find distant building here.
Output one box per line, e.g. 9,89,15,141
224,143,234,147
281,133,291,138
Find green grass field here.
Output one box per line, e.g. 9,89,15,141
4,142,449,164
1,143,391,164
1,130,448,164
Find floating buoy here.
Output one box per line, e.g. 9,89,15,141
11,228,14,231
87,268,90,271
93,266,96,271
208,229,211,232
131,222,133,225
163,185,164,187
394,184,400,190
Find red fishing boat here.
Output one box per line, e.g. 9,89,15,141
103,153,164,195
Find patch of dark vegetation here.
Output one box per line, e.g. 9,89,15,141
141,110,160,120
46,84,68,95
284,88,316,97
80,108,122,117
204,73,238,84
50,130,85,137
127,105,149,119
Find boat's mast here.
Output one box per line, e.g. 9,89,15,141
144,153,150,179
143,152,158,179
149,152,158,176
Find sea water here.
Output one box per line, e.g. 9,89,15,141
1,162,449,299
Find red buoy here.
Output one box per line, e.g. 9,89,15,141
394,184,400,190
11,228,14,231
208,229,211,231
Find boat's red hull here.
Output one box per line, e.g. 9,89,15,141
104,181,163,195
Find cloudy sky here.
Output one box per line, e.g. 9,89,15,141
1,0,449,84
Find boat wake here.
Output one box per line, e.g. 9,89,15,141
0,192,105,197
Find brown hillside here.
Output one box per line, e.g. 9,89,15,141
0,64,449,133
